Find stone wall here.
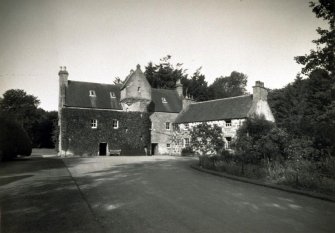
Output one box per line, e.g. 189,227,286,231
150,112,179,155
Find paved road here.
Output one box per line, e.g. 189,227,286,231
1,155,335,233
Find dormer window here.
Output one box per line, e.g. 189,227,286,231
110,92,116,98
89,90,96,97
162,97,167,103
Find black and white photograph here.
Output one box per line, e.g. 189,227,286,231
0,0,334,232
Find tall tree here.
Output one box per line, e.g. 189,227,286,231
144,55,188,89
0,89,40,139
182,67,210,101
294,0,335,75
208,71,247,99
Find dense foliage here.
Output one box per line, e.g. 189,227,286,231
60,108,151,155
208,71,248,99
0,114,32,161
0,89,57,149
189,123,225,155
294,0,335,75
144,55,248,101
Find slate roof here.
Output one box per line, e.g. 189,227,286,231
65,80,182,113
150,88,182,113
175,95,253,123
65,81,122,110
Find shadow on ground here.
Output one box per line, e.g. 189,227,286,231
0,156,103,233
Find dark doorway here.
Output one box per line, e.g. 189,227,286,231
151,143,158,155
99,143,107,156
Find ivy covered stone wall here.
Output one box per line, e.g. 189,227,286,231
60,108,151,156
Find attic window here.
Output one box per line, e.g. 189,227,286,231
110,92,116,98
89,90,96,97
225,120,232,127
162,97,167,103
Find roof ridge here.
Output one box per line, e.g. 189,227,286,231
68,80,121,87
190,94,252,105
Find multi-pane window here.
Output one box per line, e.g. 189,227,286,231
112,119,119,129
225,137,232,149
91,119,97,129
167,143,171,148
184,138,190,148
162,97,167,103
110,92,116,98
225,120,232,127
89,90,96,97
166,122,170,130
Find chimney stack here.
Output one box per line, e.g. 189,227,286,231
176,79,183,97
252,81,267,101
58,66,69,110
58,66,69,87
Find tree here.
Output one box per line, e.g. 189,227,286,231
208,71,248,100
144,55,188,89
181,67,210,101
113,77,123,85
0,89,40,142
294,0,335,75
268,69,335,156
189,123,225,155
32,110,58,148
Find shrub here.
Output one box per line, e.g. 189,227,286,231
0,114,32,161
181,147,194,156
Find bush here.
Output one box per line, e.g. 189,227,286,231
0,115,32,161
181,147,194,156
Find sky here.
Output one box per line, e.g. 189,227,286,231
0,0,328,111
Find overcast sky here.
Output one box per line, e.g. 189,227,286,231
0,0,327,111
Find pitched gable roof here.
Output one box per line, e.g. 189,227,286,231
150,88,182,113
65,81,122,110
175,95,253,123
121,64,149,90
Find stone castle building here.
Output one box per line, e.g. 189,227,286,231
58,65,274,156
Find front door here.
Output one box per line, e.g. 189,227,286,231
99,143,107,156
151,143,158,155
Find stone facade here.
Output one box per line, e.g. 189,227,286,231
150,112,179,155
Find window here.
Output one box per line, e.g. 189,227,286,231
166,122,170,130
89,90,96,97
161,97,167,103
167,143,171,148
225,137,232,149
225,120,232,127
173,123,179,131
110,92,116,98
112,119,119,129
138,87,141,92
91,119,97,129
184,138,190,148
149,122,153,130
184,123,189,130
